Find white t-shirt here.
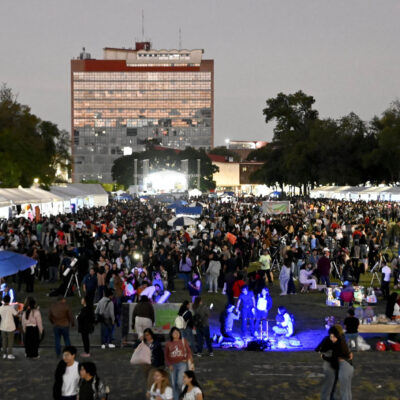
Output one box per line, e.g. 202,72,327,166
382,266,391,282
149,384,173,400
182,386,202,400
62,361,80,396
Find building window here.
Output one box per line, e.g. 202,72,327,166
127,128,138,137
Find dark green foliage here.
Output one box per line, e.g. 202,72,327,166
249,92,400,191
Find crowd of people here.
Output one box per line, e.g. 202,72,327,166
1,196,400,399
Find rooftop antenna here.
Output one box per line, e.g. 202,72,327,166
141,9,145,41
179,27,182,50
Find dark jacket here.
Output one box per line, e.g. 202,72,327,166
77,305,95,334
132,301,155,328
148,340,165,367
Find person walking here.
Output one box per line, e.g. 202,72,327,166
132,295,155,340
177,300,196,353
53,346,80,400
95,288,115,349
206,253,221,293
143,328,165,387
77,295,95,357
164,327,193,400
49,296,74,357
0,295,19,359
21,297,43,359
279,261,291,295
192,297,213,357
179,370,204,400
78,361,107,400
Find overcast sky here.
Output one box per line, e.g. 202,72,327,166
1,0,400,146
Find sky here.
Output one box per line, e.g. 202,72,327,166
1,0,400,146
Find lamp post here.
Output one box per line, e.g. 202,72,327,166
225,138,230,149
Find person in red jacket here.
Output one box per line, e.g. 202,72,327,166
317,248,331,288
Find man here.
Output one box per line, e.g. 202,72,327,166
82,267,98,303
235,285,256,337
53,346,80,400
381,262,391,299
49,296,74,356
0,283,16,303
78,361,107,400
317,248,331,288
95,288,115,349
259,248,272,284
219,304,240,342
0,295,19,359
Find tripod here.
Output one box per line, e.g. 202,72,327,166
64,271,82,298
370,253,386,286
270,246,281,273
330,260,342,284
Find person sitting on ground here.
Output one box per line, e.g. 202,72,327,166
78,361,107,400
272,306,294,337
299,263,317,292
343,308,360,351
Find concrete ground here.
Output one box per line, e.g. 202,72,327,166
1,273,399,399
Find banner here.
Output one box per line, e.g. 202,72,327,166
262,201,291,215
126,303,181,334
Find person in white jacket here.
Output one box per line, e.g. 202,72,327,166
206,253,221,293
299,263,317,292
279,262,291,296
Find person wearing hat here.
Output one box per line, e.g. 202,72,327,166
317,248,331,288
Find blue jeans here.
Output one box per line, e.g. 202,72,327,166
53,326,71,356
170,361,187,400
320,275,330,287
241,308,255,337
179,272,190,289
181,327,196,353
101,323,113,345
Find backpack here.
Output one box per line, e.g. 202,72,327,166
175,310,189,329
95,299,111,324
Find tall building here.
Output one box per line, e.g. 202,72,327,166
71,42,214,183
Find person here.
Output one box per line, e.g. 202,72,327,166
381,262,391,299
179,251,193,290
235,285,255,337
344,309,360,351
192,296,213,356
188,272,202,303
254,287,272,338
95,288,115,349
147,368,173,400
259,248,273,284
53,346,80,400
385,292,399,319
177,300,196,353
82,267,98,304
77,295,95,357
0,294,19,359
340,281,355,307
179,370,204,400
78,361,107,400
0,283,16,303
279,261,290,295
317,248,331,288
219,304,239,342
143,328,165,386
132,295,155,340
299,263,317,292
164,327,193,400
272,306,294,337
206,253,221,293
49,296,74,357
322,326,354,400
21,297,43,359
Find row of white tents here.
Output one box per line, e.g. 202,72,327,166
0,184,108,219
310,186,400,201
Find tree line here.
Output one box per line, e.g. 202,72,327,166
247,91,400,194
0,85,70,188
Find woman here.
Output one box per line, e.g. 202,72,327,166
77,296,95,357
254,288,272,337
177,300,196,353
78,361,107,400
21,297,43,359
143,328,165,385
188,272,202,303
164,327,194,400
179,370,203,400
147,368,173,400
279,261,290,296
132,295,155,340
319,326,354,400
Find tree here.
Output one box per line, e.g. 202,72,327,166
0,84,70,188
